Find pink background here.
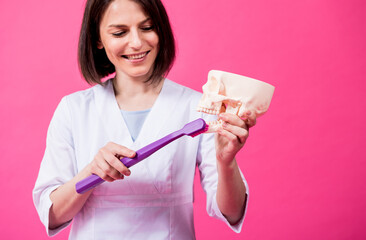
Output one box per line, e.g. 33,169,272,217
1,0,365,239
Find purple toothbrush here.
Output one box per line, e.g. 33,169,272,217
75,118,209,194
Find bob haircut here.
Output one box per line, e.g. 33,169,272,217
78,0,176,85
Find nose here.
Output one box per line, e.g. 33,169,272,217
128,29,142,50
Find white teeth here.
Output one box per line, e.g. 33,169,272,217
126,52,147,60
207,119,222,125
197,106,220,115
203,119,224,133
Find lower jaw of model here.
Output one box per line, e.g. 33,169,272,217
196,70,275,133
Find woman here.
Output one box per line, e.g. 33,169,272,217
33,0,255,239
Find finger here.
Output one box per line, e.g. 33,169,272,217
104,142,134,176
219,113,246,129
217,127,238,143
94,166,122,182
106,142,136,158
100,148,131,177
90,155,121,182
222,122,249,144
218,124,248,147
241,110,257,128
96,154,124,181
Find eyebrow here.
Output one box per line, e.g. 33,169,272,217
107,17,151,28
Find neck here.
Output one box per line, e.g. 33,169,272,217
112,72,164,111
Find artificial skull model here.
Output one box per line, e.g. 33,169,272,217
197,70,275,132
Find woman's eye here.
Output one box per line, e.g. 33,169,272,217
112,31,126,37
141,26,154,31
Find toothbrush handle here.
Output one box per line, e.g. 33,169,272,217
75,132,184,194
76,174,104,193
75,156,136,194
75,118,206,194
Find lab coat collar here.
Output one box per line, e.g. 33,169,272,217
93,79,133,147
134,79,184,147
93,79,184,150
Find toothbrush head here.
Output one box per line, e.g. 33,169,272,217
181,118,209,138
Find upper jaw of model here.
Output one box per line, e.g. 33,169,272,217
197,70,275,133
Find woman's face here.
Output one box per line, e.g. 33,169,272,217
99,0,159,81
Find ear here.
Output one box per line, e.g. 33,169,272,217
97,40,103,49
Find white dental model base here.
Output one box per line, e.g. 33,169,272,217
197,70,275,132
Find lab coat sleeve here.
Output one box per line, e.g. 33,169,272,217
196,131,249,233
33,97,78,236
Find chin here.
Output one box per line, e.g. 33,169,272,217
129,67,154,78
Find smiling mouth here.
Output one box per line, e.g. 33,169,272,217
122,51,150,60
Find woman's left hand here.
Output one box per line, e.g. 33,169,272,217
215,111,257,165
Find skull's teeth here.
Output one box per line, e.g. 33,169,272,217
204,119,223,133
197,106,219,115
208,119,223,125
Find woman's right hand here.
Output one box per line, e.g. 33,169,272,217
88,142,136,182
49,143,135,229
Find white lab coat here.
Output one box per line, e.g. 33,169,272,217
33,79,248,239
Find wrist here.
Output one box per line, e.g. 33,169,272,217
216,158,237,174
73,164,93,183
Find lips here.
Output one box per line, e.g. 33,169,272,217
122,51,150,60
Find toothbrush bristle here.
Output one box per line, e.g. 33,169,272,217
189,124,209,137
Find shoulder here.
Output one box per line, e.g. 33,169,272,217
164,79,202,102
162,79,210,121
63,84,97,104
62,80,112,108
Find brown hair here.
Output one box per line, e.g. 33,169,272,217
78,0,176,85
